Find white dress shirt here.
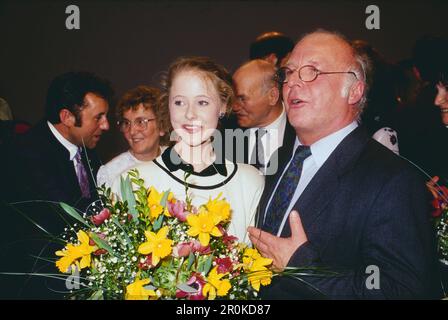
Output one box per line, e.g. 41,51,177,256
248,106,287,174
263,121,358,236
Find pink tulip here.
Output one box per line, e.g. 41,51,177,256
168,200,189,222
91,208,111,226
191,240,211,255
173,242,193,257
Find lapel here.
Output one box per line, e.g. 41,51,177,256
280,127,370,237
256,122,297,227
39,122,82,196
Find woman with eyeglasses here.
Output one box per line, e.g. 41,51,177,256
112,56,264,243
97,86,170,186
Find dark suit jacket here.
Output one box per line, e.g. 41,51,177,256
218,120,296,175
4,120,101,212
0,121,102,298
256,126,441,299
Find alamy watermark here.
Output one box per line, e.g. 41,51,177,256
66,5,80,30
365,265,380,290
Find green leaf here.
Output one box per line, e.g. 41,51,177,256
143,284,157,291
177,283,199,293
152,214,164,232
59,202,90,227
89,232,115,256
160,190,170,207
88,290,104,300
203,254,213,275
120,175,138,221
187,252,195,271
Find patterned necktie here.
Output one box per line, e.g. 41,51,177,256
251,128,267,170
263,145,311,234
74,148,91,198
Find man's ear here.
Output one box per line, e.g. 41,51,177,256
268,86,280,106
264,53,278,66
348,80,365,106
59,109,76,127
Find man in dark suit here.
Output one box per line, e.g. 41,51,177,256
248,30,441,299
222,59,295,175
0,72,113,298
4,72,112,213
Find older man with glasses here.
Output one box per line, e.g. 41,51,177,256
97,86,170,187
248,29,441,299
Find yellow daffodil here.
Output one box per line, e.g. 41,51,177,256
203,266,231,300
242,248,273,291
55,230,96,273
186,210,222,246
147,187,173,220
203,193,231,223
125,278,157,300
138,226,173,265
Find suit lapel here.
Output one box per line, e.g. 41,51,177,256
281,127,370,237
39,122,82,197
256,125,297,227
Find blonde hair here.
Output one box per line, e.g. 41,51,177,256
159,56,235,131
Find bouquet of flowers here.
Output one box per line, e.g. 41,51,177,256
427,176,448,264
54,169,274,300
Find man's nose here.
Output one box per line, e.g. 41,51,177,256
286,70,303,88
232,100,242,112
434,85,447,107
100,117,110,131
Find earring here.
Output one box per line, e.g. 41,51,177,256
219,112,225,119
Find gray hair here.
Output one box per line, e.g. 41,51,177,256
297,29,371,114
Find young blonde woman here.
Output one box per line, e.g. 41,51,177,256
113,57,264,243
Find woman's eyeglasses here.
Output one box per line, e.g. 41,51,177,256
117,117,156,132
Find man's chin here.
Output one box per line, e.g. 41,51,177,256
84,141,98,149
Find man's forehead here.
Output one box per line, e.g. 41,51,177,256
287,34,352,67
234,68,263,88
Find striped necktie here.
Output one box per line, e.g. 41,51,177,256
263,145,311,234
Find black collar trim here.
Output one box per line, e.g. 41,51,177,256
153,158,238,190
161,147,228,177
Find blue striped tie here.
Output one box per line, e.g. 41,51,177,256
263,145,311,234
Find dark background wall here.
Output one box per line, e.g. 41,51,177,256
1,0,446,161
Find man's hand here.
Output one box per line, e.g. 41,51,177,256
247,210,308,271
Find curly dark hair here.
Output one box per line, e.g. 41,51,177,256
45,71,114,126
116,85,170,146
159,56,235,133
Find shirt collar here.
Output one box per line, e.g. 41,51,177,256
295,121,358,168
250,105,286,135
47,121,79,160
161,147,228,177
264,105,286,132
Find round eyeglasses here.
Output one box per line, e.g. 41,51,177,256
275,65,358,84
117,117,156,132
